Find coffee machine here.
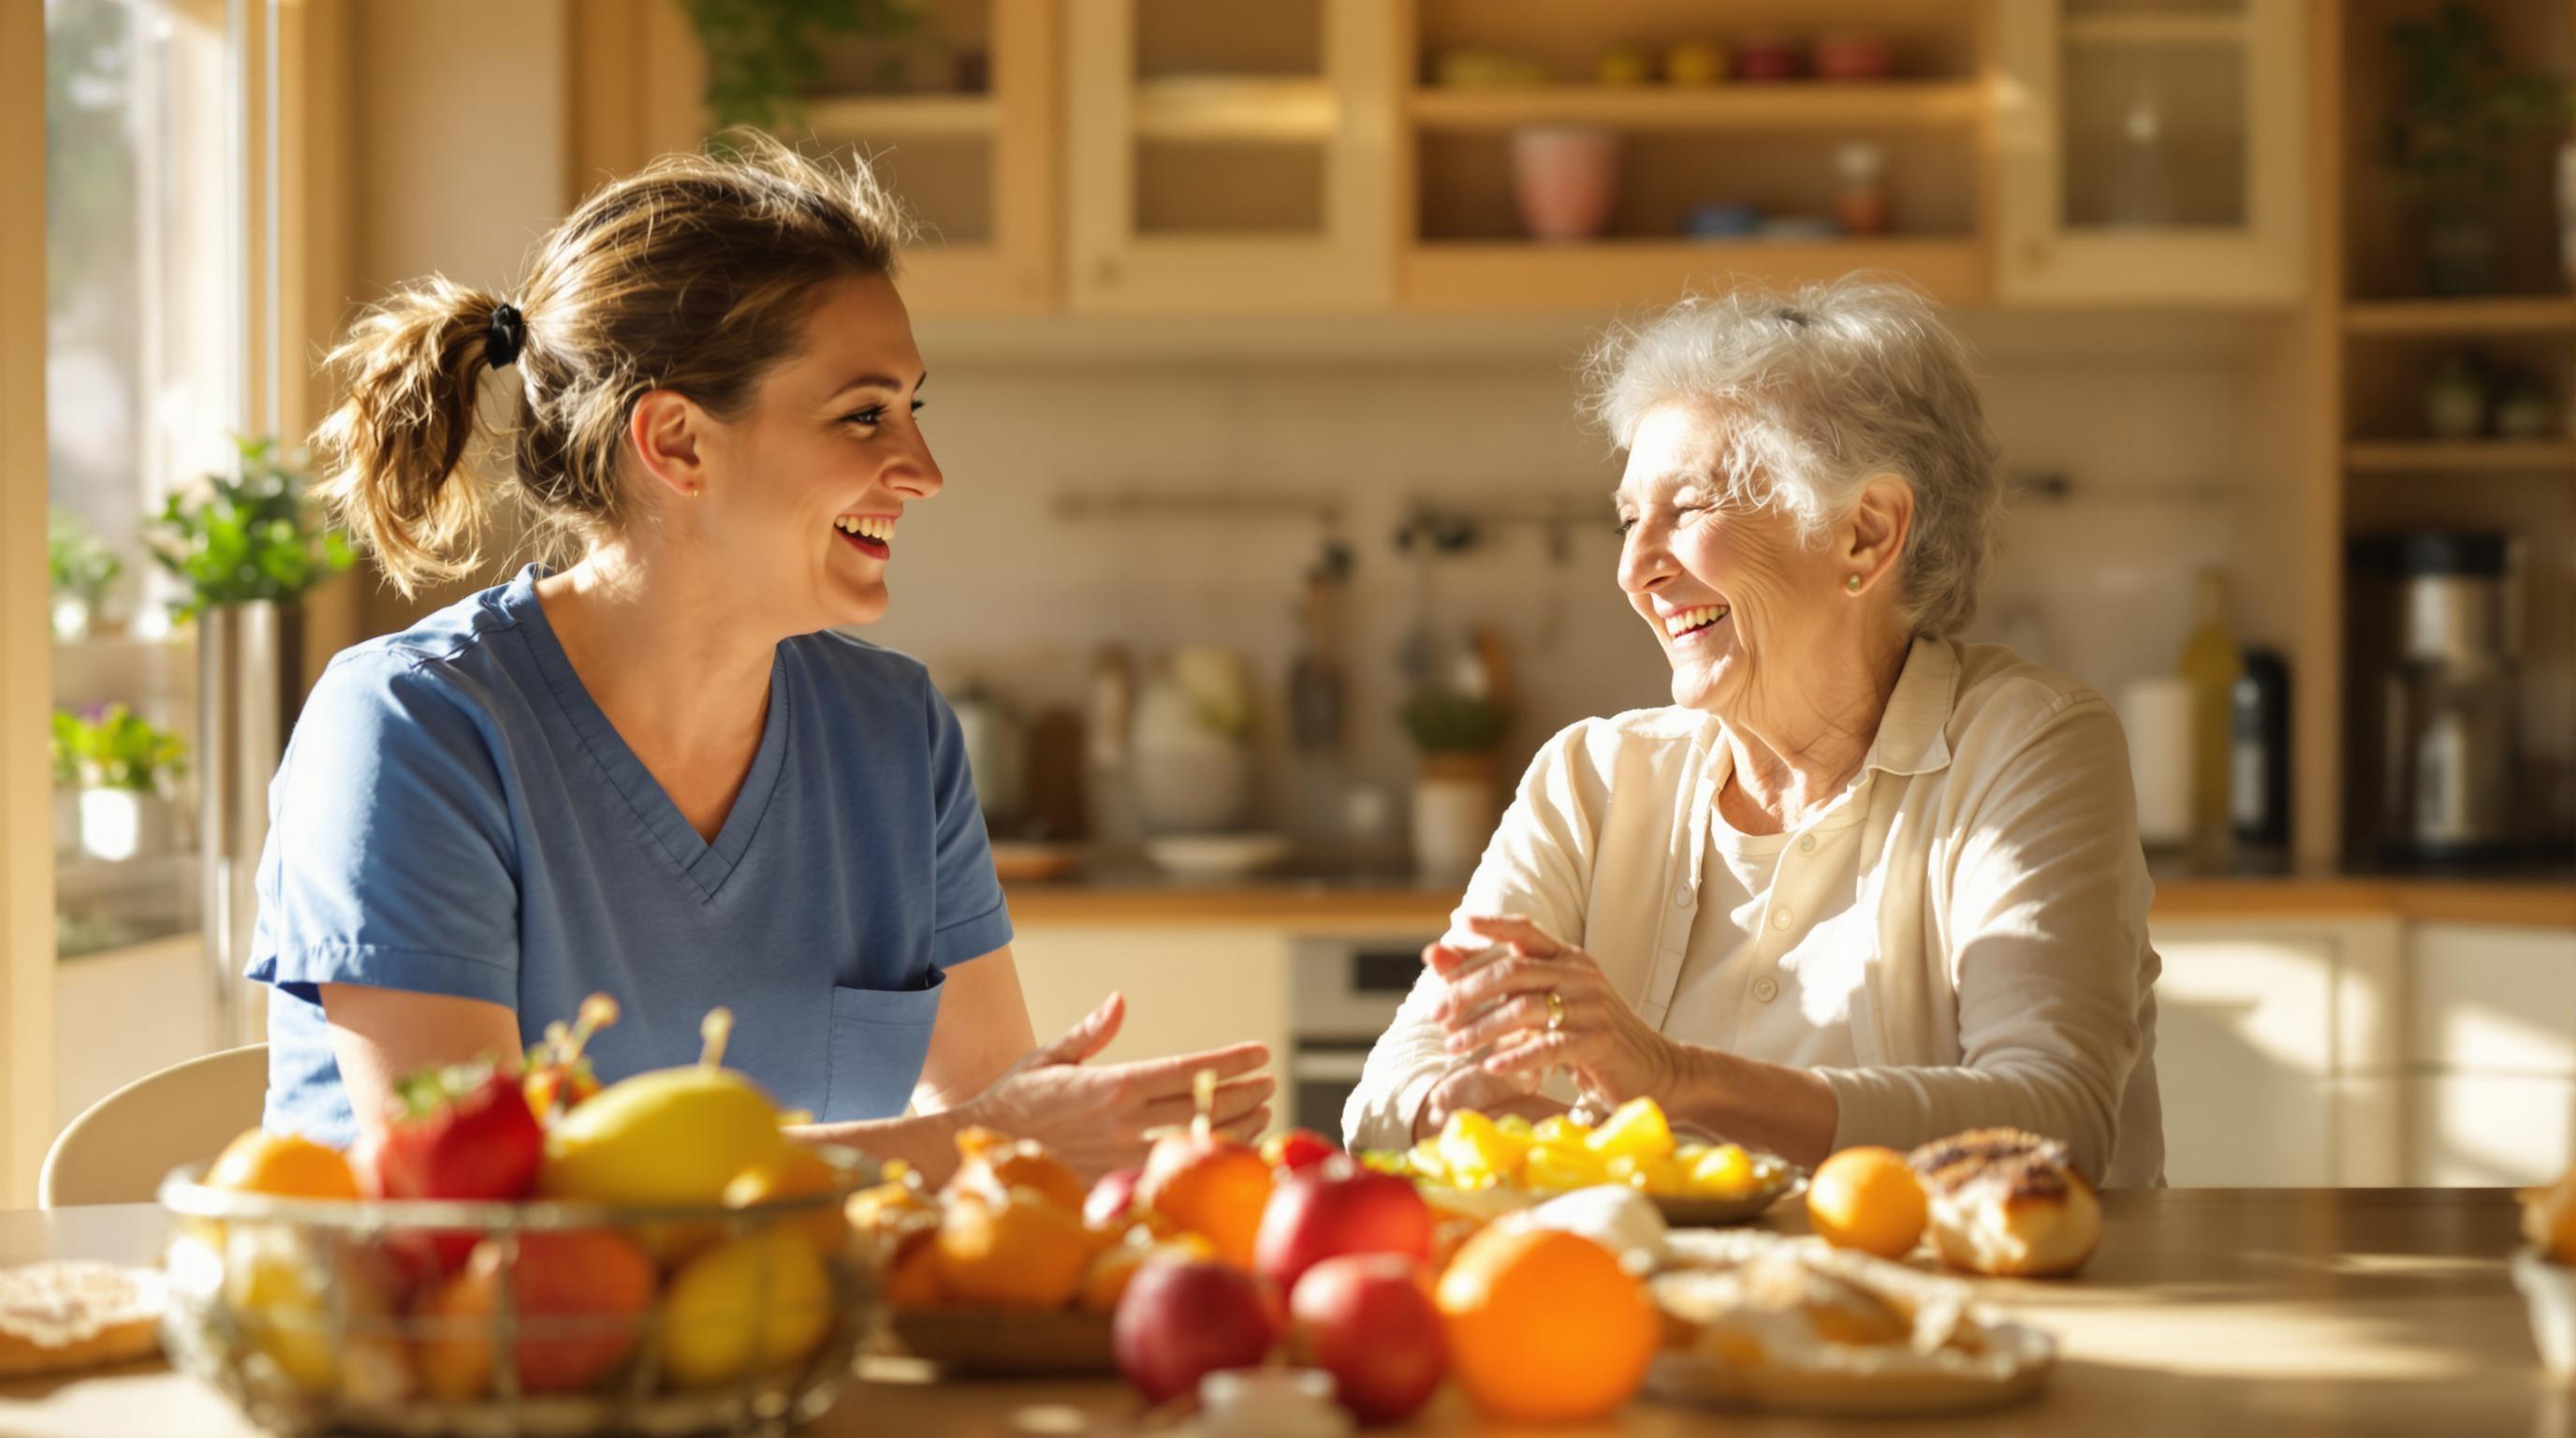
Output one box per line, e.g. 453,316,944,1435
2350,534,2523,865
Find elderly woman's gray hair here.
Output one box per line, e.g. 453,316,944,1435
1583,278,2004,638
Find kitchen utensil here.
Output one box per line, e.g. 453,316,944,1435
951,685,1026,831
2359,533,2523,862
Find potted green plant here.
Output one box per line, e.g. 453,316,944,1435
152,434,353,891
1399,688,1513,885
682,0,928,133
149,435,353,617
47,507,124,640
2388,5,2576,296
55,705,190,862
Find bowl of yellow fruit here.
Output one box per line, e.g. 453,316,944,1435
1363,1099,1802,1227
157,1003,877,1438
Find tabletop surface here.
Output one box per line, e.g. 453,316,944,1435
0,1188,2566,1437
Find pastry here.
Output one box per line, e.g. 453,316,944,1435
1907,1129,2100,1278
0,1261,165,1378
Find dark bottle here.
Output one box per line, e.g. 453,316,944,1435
2231,648,2291,853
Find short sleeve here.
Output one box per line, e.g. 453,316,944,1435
246,653,522,1009
925,683,1012,967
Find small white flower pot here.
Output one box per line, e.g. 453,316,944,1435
78,788,183,863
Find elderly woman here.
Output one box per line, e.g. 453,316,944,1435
1344,280,2161,1187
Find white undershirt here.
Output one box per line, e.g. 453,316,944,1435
1664,800,1866,1074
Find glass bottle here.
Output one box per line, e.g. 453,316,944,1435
2176,569,2242,846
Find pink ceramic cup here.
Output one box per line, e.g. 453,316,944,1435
1511,126,1620,242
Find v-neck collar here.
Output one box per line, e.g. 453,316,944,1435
504,565,793,902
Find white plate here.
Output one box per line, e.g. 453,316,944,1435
1143,832,1291,880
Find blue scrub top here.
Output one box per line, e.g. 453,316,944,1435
249,565,1013,1148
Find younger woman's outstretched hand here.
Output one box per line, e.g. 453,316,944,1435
961,992,1273,1181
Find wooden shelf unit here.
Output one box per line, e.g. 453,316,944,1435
2344,442,2576,475
1133,77,1338,142
1407,81,1988,134
1401,236,1988,313
2062,12,2250,46
2343,298,2576,337
804,94,1000,139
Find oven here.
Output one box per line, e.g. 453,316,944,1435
1287,934,1438,1141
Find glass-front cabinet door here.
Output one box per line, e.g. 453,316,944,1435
1997,0,2306,303
1064,0,1397,313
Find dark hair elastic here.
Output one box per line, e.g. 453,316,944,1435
484,302,526,368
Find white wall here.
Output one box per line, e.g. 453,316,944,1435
874,312,2292,831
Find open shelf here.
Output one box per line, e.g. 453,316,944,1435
2064,13,2249,47
2344,441,2576,474
1133,77,1336,143
2344,298,2576,338
1400,236,1987,312
1409,81,1986,134
803,94,999,139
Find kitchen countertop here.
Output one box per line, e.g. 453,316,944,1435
1002,862,2576,930
0,1189,2560,1436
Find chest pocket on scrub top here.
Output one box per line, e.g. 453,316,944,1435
824,967,947,1121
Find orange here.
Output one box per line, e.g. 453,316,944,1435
1435,1226,1657,1423
1806,1146,1928,1259
207,1128,360,1199
1138,1137,1272,1269
934,1188,1097,1309
1076,1233,1214,1313
881,1225,946,1308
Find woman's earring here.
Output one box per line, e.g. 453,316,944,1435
1845,573,1864,594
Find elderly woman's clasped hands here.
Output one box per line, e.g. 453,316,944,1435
1426,914,1682,1124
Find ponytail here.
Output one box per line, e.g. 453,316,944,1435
312,277,513,599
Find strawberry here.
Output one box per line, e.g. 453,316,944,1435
359,1059,545,1270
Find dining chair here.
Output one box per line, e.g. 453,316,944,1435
38,1044,271,1208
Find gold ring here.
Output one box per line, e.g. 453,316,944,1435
1544,990,1567,1033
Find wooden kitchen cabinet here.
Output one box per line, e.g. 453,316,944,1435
569,0,1061,316
2407,922,2576,1186
1062,0,1398,313
1010,924,1293,1090
2149,917,2404,1186
1994,0,2308,305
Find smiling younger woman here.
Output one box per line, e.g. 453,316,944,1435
250,139,1268,1182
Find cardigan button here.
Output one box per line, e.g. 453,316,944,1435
1676,883,1696,910
1752,976,1779,1003
1798,833,1818,855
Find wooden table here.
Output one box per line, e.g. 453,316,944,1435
0,1190,2564,1435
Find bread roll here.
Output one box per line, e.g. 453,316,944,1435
0,1262,163,1378
1907,1129,2100,1278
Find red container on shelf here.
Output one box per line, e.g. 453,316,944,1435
1815,29,1896,82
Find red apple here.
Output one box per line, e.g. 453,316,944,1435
1260,1128,1339,1173
414,1229,656,1398
1111,1259,1281,1405
1291,1255,1448,1426
1085,1167,1143,1230
1254,1157,1433,1297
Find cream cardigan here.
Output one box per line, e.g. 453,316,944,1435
1343,638,2166,1188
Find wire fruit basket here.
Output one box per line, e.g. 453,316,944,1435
156,1147,878,1438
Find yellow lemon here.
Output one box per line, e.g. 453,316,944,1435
659,1227,833,1388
